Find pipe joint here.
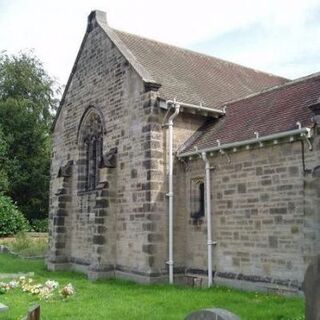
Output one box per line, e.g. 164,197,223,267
167,121,173,127
306,127,312,138
201,151,208,162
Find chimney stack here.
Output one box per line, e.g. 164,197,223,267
87,10,107,32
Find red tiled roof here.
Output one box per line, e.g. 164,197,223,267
114,29,287,108
180,72,320,153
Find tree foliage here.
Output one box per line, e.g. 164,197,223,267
0,51,58,220
0,125,9,192
0,194,28,236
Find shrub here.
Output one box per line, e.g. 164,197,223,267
0,194,28,236
31,218,48,232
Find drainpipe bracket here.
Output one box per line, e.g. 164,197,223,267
166,260,174,265
306,127,312,138
166,192,173,197
305,136,313,151
208,241,217,246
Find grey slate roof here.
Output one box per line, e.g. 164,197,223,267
113,29,288,108
52,10,288,130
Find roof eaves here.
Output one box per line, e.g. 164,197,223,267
178,127,312,158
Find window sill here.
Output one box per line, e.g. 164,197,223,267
189,217,204,226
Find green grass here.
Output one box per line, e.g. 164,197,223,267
0,254,304,320
0,232,48,257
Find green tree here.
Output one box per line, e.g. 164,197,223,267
0,125,9,192
0,51,58,220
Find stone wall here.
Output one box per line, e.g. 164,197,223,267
142,109,209,280
48,11,320,290
48,15,168,282
175,132,320,292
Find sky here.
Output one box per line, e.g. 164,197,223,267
1,0,320,87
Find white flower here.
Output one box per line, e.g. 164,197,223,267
45,280,59,290
39,287,53,300
8,281,18,288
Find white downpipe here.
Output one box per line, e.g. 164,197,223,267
167,104,180,284
201,152,214,287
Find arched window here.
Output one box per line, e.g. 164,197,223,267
78,107,104,191
85,134,103,190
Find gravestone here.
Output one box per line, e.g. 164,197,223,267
23,304,40,320
303,256,320,320
185,308,240,320
0,303,8,313
0,245,10,253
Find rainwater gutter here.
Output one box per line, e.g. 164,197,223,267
166,100,225,117
178,126,312,159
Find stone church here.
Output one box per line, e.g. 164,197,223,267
48,10,320,293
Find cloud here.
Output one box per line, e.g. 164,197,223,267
0,0,319,83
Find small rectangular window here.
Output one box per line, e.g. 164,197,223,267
190,179,205,219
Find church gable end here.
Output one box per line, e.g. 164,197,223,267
48,11,167,280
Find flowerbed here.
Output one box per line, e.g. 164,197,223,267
0,276,74,300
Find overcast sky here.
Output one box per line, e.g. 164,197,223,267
1,0,320,86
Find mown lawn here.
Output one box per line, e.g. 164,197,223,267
0,254,304,320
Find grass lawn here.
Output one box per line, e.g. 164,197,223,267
0,254,304,320
0,232,48,257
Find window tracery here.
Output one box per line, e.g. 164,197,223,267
78,108,104,191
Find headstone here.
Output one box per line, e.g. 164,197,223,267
0,303,8,313
185,308,240,320
0,245,10,253
303,256,320,320
23,304,40,320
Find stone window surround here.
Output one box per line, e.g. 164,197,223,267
77,106,106,193
190,177,205,220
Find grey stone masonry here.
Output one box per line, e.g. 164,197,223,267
174,130,320,292
303,255,320,320
48,11,171,282
48,10,320,291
